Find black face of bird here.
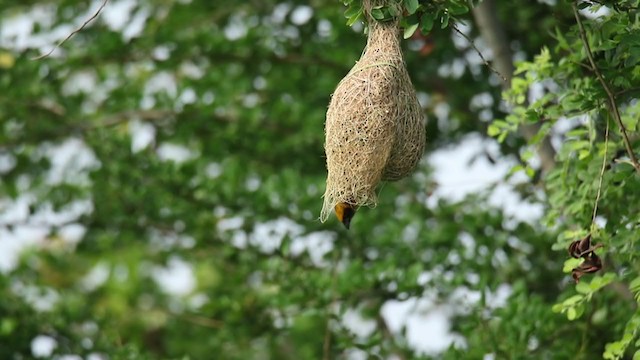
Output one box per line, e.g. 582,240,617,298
334,202,356,229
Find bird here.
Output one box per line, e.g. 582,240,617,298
334,202,357,229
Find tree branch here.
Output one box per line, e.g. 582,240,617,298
452,24,507,84
472,0,557,175
32,0,109,60
176,313,224,329
468,1,513,86
572,2,640,175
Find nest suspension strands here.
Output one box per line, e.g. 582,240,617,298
321,0,426,228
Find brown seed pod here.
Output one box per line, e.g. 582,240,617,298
567,234,603,283
572,252,602,283
568,234,593,258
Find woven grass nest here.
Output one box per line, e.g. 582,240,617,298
320,0,426,223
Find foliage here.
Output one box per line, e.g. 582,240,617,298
0,0,639,359
491,1,640,358
342,0,472,38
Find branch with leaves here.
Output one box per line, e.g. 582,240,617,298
572,1,640,175
341,0,469,38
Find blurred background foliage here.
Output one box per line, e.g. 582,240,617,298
1,0,640,359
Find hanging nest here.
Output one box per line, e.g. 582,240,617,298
320,0,426,222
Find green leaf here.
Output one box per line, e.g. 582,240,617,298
578,149,590,160
525,166,535,178
440,13,450,29
568,140,590,151
604,341,625,359
507,164,525,177
420,13,435,33
562,258,584,273
497,131,508,143
574,304,585,319
487,124,500,137
0,318,16,335
403,22,419,39
563,294,584,306
582,273,616,294
370,7,384,20
521,148,535,162
578,1,590,10
344,4,361,19
576,281,591,294
403,15,420,39
448,3,469,15
404,0,419,15
629,276,640,294
346,6,363,26
592,308,608,325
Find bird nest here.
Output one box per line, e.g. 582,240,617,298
320,0,426,222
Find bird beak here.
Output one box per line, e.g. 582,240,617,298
342,215,351,229
335,202,356,230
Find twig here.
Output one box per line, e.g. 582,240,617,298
591,118,609,230
178,313,224,329
583,0,640,11
32,0,109,60
615,87,640,97
572,2,640,175
452,23,508,85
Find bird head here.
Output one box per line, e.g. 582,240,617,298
334,202,357,229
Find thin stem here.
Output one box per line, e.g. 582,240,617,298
591,118,609,230
615,87,640,97
572,2,640,175
584,0,639,11
178,313,224,329
452,24,508,85
32,0,109,60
